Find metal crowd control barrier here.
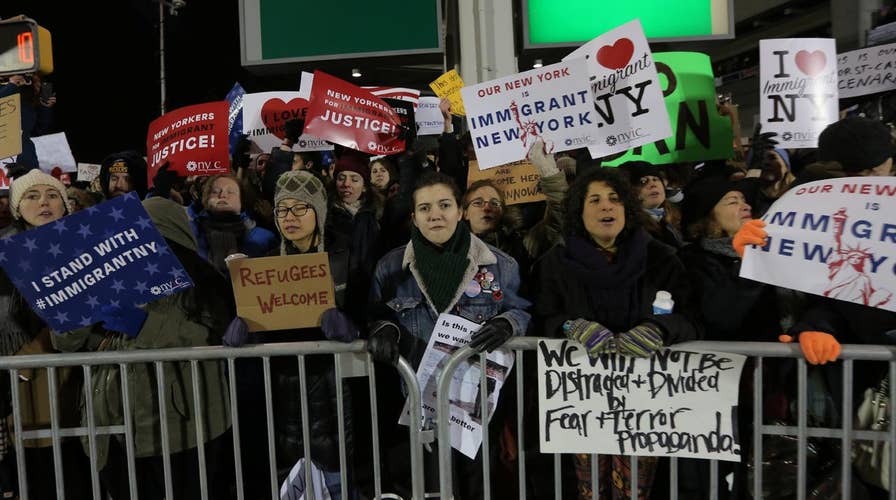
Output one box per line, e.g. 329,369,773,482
0,340,426,500
436,339,896,500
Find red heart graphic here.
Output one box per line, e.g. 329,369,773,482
596,38,635,70
261,98,309,139
794,50,827,77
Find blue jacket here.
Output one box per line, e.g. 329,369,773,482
370,234,531,368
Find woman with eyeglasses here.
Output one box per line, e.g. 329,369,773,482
461,138,569,296
225,170,359,499
186,173,279,274
623,162,684,249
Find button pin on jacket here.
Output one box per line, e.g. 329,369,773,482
464,280,482,298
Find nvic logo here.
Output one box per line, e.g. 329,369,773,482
150,277,190,296
186,160,224,172
780,131,818,142
366,142,399,154
564,136,593,147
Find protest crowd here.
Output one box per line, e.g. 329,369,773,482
1,12,896,500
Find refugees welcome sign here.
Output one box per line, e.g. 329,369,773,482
0,193,193,332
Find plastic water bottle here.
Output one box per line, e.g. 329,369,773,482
652,291,674,315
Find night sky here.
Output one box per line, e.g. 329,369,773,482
3,0,251,164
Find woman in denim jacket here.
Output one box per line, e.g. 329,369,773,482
366,171,530,498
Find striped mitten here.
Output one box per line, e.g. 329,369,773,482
616,323,665,358
563,318,615,357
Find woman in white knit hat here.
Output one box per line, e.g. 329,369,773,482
0,168,90,498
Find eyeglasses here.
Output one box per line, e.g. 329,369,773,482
468,198,502,209
275,204,312,218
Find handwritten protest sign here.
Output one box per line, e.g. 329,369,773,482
225,82,246,157
398,313,514,459
604,52,733,166
0,193,193,332
0,93,22,161
467,159,546,205
415,96,445,136
77,162,101,183
430,69,466,116
741,177,896,312
227,252,335,332
538,340,745,461
563,19,671,158
304,71,405,156
146,101,230,184
242,89,332,154
462,59,598,169
760,38,838,149
33,132,77,173
837,42,896,99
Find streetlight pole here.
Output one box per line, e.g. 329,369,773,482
158,0,186,116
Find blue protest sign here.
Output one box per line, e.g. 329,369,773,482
0,192,194,332
226,82,246,157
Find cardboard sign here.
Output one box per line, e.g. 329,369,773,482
837,42,896,99
741,177,896,312
416,96,445,136
146,101,230,183
760,38,838,149
0,193,193,332
0,93,22,161
227,252,336,332
537,340,746,461
430,69,467,116
225,82,246,157
304,71,405,156
32,132,77,173
461,59,598,169
467,159,546,205
563,19,672,158
604,52,734,166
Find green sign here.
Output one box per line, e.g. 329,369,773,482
603,52,733,166
241,0,441,65
524,0,732,46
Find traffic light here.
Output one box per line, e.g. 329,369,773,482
0,16,53,76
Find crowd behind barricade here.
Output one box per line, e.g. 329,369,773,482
0,70,895,500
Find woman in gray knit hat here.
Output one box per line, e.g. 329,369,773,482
227,170,359,499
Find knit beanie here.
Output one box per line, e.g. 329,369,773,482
818,117,894,173
9,169,73,219
746,148,791,170
680,175,743,237
333,148,371,184
99,150,149,198
274,170,328,253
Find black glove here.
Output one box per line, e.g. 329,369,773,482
284,119,305,144
152,162,180,199
367,321,400,364
232,134,252,170
748,124,779,170
468,318,513,353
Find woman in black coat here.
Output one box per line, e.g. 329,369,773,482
532,167,702,499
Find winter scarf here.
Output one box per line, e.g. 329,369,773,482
197,212,246,274
562,229,649,331
700,236,740,259
411,223,471,314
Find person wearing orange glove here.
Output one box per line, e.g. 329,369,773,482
778,331,842,365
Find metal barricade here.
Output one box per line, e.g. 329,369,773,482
0,340,426,500
436,339,896,499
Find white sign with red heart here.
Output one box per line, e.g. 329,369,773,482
563,18,671,158
241,90,333,153
759,38,839,149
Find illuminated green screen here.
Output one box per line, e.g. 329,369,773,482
525,0,731,46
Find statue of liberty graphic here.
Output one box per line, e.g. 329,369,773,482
823,207,892,307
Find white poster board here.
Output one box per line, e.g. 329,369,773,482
759,38,838,148
563,19,671,158
538,340,745,461
741,177,896,312
415,96,445,136
241,88,332,154
461,59,598,169
32,132,77,173
837,42,896,99
398,313,514,459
